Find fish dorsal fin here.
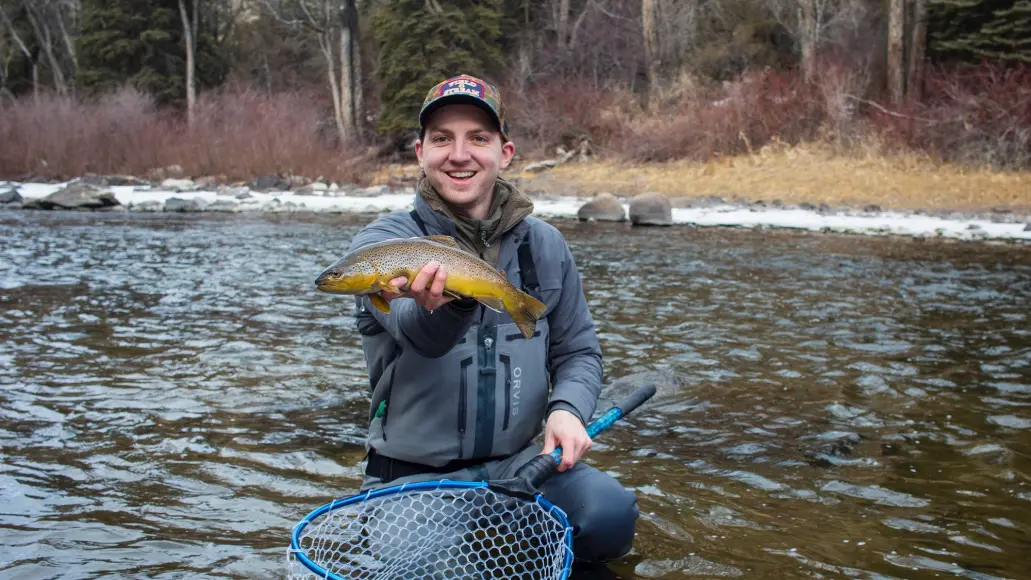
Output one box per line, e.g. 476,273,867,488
424,235,459,248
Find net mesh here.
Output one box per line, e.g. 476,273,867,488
287,484,572,580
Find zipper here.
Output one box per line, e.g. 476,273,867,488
473,328,497,458
459,357,472,457
500,354,511,431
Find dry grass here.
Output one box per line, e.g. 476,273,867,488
511,142,1031,213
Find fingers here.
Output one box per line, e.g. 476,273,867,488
380,277,408,302
428,264,448,298
559,434,591,472
410,261,439,295
381,263,454,311
542,432,558,456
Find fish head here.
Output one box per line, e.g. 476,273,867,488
314,253,378,294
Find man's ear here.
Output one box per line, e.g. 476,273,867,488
500,140,516,170
415,138,424,165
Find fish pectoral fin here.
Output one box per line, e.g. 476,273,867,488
424,235,460,248
443,289,464,300
476,296,505,313
369,294,392,313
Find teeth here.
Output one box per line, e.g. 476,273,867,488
448,172,475,178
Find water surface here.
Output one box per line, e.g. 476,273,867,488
2,211,1030,579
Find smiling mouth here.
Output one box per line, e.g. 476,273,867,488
446,171,476,180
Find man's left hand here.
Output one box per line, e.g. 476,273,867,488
542,409,592,472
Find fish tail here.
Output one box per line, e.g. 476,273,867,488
504,288,548,339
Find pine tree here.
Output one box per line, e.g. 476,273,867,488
77,0,228,104
370,0,504,136
978,0,1031,63
928,0,1031,64
77,0,181,102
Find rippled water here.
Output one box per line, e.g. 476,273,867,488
2,210,1030,580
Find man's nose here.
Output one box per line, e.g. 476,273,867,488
449,140,471,163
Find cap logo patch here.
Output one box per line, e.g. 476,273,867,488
440,78,484,99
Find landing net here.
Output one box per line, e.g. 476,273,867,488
287,480,573,580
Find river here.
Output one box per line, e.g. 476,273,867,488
1,210,1029,579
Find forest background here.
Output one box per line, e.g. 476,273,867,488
2,0,1030,212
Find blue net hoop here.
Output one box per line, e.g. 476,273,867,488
287,479,574,580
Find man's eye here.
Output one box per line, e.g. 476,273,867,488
432,135,449,143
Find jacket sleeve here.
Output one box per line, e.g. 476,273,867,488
349,220,477,358
544,237,603,425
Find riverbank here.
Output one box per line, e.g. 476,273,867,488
508,143,1031,215
3,157,1030,242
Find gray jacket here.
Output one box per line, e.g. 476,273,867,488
349,194,603,467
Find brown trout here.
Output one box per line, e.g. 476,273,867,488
315,235,548,339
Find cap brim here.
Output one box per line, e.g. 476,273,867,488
419,95,504,135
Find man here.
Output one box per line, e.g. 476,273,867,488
347,74,638,565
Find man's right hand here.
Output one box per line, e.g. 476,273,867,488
381,260,454,311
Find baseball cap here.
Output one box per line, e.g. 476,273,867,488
419,74,509,139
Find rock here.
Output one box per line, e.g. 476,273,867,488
160,178,197,192
1024,223,1030,232
864,204,881,213
207,200,240,212
577,193,626,222
675,195,726,209
598,368,688,413
146,164,184,181
194,175,226,188
129,200,163,212
164,197,208,212
295,182,330,196
628,192,673,226
523,160,558,173
799,202,816,210
81,174,150,187
251,174,291,192
31,182,120,210
350,185,390,197
0,189,24,204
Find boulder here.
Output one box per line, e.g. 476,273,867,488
577,193,626,222
80,174,149,187
0,189,24,204
164,197,208,212
160,178,197,191
30,182,119,210
207,200,241,212
628,192,673,226
129,200,163,212
251,174,291,192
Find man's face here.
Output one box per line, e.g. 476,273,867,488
415,104,516,219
